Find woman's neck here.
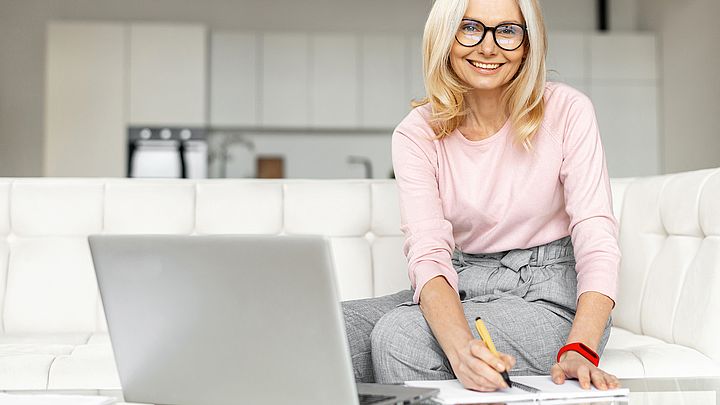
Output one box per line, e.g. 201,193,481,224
460,88,508,140
463,89,507,129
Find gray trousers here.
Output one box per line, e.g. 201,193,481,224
341,236,612,384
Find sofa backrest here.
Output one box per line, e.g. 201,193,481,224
1,171,719,364
612,168,720,363
0,179,408,335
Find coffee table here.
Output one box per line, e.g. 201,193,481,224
410,377,720,404
4,378,720,404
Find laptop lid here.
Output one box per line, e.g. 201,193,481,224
90,234,362,405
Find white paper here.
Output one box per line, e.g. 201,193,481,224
405,375,629,404
0,393,116,405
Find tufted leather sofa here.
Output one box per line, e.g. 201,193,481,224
0,169,719,390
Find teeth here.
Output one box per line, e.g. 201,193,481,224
469,61,501,69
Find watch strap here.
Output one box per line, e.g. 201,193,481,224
557,342,600,367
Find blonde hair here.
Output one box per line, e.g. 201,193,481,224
414,0,547,150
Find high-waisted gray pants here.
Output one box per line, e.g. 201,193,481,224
341,236,611,384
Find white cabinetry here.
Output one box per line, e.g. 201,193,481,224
546,32,659,177
210,32,259,127
310,34,359,128
361,35,409,128
44,22,127,177
590,34,659,177
129,24,207,126
547,33,589,93
407,35,425,103
261,33,310,127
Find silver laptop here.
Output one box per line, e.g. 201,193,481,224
88,235,437,405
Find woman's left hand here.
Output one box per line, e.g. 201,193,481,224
551,351,620,390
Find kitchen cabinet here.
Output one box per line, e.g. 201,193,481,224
407,35,425,104
590,33,659,176
545,32,659,176
261,33,310,127
361,35,409,128
310,34,360,128
129,24,207,126
44,22,127,177
210,32,259,127
546,32,589,93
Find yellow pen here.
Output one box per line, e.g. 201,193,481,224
474,317,512,388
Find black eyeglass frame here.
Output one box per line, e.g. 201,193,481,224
455,18,527,51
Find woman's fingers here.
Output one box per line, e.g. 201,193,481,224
550,363,566,385
590,369,608,390
457,360,504,391
606,373,621,389
467,356,508,388
469,341,507,372
499,352,516,369
576,364,592,389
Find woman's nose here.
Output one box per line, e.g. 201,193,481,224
479,32,498,55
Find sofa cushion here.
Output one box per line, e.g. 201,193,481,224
613,169,720,371
0,181,11,236
10,180,104,237
603,327,720,378
0,333,120,390
284,182,370,236
47,342,120,390
4,237,100,334
104,181,195,234
195,181,283,234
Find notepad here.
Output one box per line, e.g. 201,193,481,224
0,393,116,405
405,375,629,404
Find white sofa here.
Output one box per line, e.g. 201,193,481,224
0,168,719,391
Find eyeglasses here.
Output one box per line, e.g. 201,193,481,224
455,18,526,51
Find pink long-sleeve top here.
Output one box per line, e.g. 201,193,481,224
392,82,620,304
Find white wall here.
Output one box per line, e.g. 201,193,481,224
0,0,663,177
637,0,720,174
0,0,609,177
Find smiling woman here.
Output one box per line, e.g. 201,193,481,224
417,0,546,146
342,0,623,394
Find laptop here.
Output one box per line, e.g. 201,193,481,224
88,235,437,405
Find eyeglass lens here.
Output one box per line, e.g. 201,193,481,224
456,20,525,51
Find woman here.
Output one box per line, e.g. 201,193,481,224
342,0,621,392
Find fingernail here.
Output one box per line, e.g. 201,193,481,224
497,363,505,371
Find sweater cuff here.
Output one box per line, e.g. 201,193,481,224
576,261,618,306
411,261,459,304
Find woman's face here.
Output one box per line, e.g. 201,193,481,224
450,0,527,93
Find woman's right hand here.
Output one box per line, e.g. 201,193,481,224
450,338,516,391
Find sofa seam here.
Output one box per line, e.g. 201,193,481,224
2,180,13,334
96,182,108,333
192,181,198,235
280,183,286,235
368,183,376,297
630,349,647,378
45,355,60,390
636,176,670,336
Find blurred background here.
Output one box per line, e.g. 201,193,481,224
0,0,717,180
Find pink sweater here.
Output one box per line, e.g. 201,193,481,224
392,82,620,304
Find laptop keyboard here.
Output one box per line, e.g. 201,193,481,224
358,393,396,405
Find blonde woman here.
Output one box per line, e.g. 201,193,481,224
342,0,622,392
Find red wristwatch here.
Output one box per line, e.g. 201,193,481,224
557,342,600,367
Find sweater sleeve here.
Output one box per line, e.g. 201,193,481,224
558,92,621,304
392,113,458,304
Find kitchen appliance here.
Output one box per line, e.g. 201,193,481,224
127,127,207,178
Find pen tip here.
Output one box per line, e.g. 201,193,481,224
502,371,512,387
475,316,482,321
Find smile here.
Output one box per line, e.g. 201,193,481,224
468,60,504,70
